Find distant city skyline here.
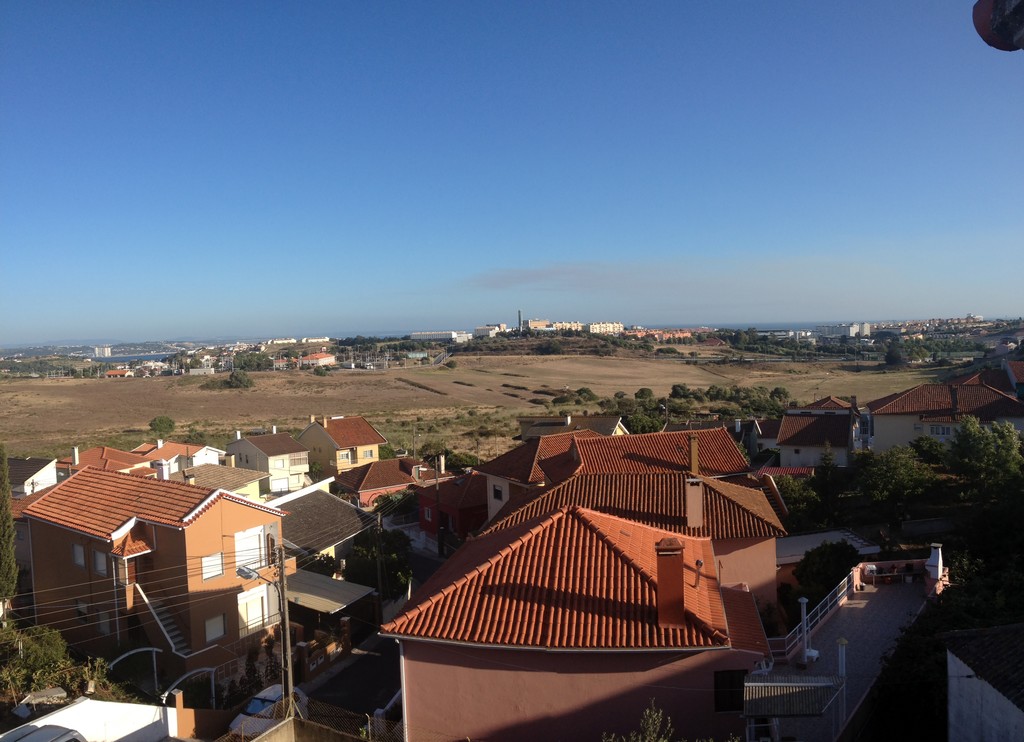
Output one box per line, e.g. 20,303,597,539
2,4,1020,346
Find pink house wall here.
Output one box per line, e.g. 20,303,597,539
714,537,778,608
399,640,760,742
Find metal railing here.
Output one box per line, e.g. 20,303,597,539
768,570,855,662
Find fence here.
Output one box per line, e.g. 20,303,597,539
767,570,855,662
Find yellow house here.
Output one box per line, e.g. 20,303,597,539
296,415,387,476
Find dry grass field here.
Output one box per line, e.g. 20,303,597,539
0,355,947,459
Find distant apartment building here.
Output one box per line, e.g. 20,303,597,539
473,324,507,339
585,321,625,335
523,319,554,331
816,323,871,338
266,338,297,345
301,337,330,343
410,330,472,343
552,321,584,331
93,346,112,357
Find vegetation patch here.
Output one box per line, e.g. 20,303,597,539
395,377,448,395
501,383,529,390
452,380,475,387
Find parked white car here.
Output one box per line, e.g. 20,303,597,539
228,685,308,736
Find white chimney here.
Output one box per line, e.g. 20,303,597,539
309,414,316,424
272,425,277,434
926,543,944,581
235,430,241,440
685,478,703,529
734,419,742,434
157,439,164,449
72,446,80,466
439,454,446,474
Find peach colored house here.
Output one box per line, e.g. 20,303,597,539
296,415,387,475
382,506,770,742
24,467,292,682
225,431,310,494
776,397,860,467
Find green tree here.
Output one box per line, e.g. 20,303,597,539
226,370,254,389
948,417,1023,500
0,445,16,615
884,343,904,366
909,435,947,466
342,528,412,600
148,416,175,437
602,699,675,742
793,540,860,606
777,475,824,532
854,446,935,521
233,352,273,371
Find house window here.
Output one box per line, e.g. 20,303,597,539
794,448,801,455
274,458,285,469
98,611,112,635
930,425,952,437
339,451,351,461
93,549,108,576
72,544,85,568
714,669,747,713
363,450,374,459
205,613,226,642
202,553,224,581
76,600,89,623
493,485,504,501
235,525,265,570
424,507,432,522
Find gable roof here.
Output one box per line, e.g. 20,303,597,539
320,416,387,448
945,623,1024,712
336,457,448,494
571,429,750,478
382,506,732,651
57,446,154,475
474,430,602,485
413,471,489,511
239,432,308,456
131,441,223,460
170,463,269,490
867,383,1024,422
776,413,853,449
757,419,782,439
518,415,626,440
6,457,55,488
23,467,280,540
803,396,856,411
1006,360,1024,386
947,369,1015,394
277,490,375,554
485,473,786,540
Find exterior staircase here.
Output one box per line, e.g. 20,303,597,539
149,599,190,654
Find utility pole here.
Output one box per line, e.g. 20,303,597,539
276,545,298,717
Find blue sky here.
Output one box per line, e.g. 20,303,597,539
2,2,1021,345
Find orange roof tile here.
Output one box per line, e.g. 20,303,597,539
776,413,853,448
1007,360,1024,383
58,446,154,473
111,529,153,557
572,429,750,477
322,416,387,448
867,383,1024,422
947,369,1015,394
720,587,770,656
24,467,280,539
485,473,785,540
475,430,601,485
804,396,855,411
337,457,449,493
413,471,489,510
382,506,729,650
131,440,214,460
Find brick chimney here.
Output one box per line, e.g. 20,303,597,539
685,478,703,529
184,473,196,485
688,433,699,476
656,538,686,627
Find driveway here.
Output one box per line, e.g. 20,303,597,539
308,636,401,715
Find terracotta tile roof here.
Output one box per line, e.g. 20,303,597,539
23,467,279,539
803,396,855,411
322,416,387,448
337,457,448,493
1007,361,1024,384
720,587,770,656
756,466,815,479
867,383,1024,422
170,463,268,490
382,506,731,650
484,473,785,540
946,369,1015,394
111,529,153,557
474,430,601,485
243,433,308,456
131,441,217,460
10,488,52,519
413,471,489,510
57,446,154,474
757,419,782,439
572,429,750,477
776,413,852,448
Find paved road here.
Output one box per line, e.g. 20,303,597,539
309,636,401,715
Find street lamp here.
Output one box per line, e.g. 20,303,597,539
236,545,298,719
